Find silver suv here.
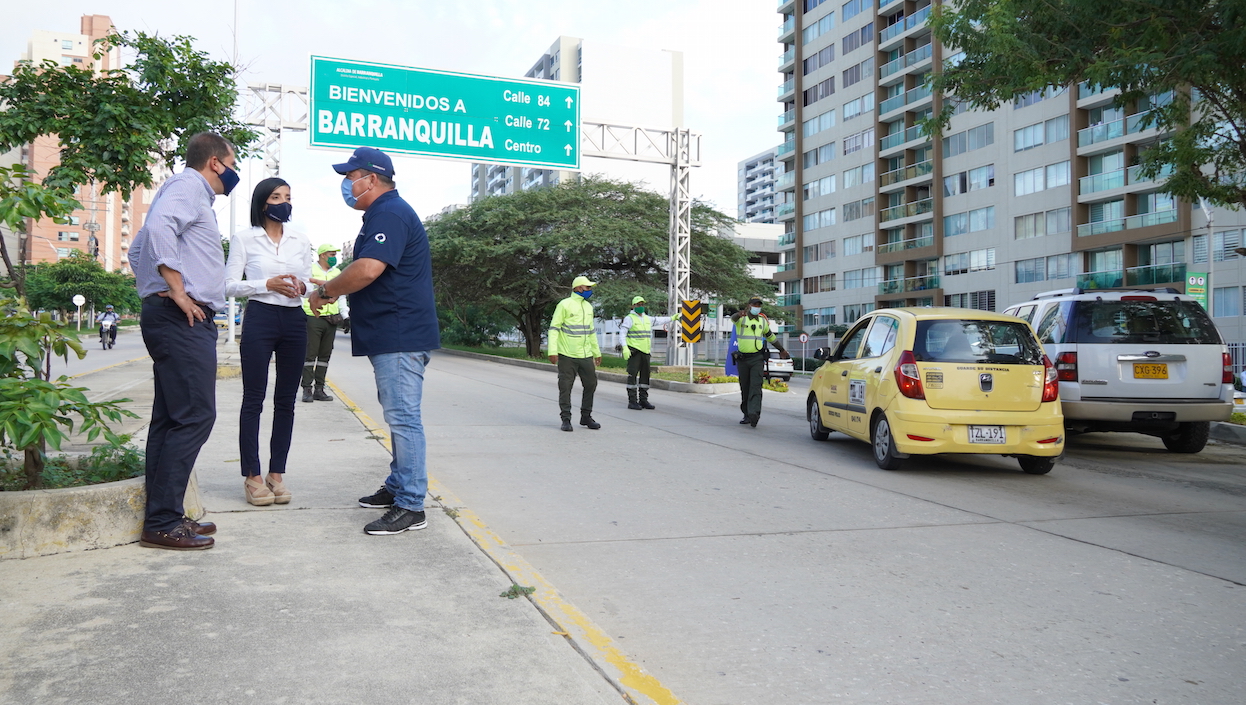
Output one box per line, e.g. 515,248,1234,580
1004,288,1232,453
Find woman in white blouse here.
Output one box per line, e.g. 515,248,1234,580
225,178,313,506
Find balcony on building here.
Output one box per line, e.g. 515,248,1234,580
778,0,796,12
777,78,796,102
879,84,932,119
879,43,933,86
778,16,795,43
1126,261,1187,287
879,124,931,156
1076,269,1125,290
776,262,797,273
879,197,934,224
779,47,795,72
778,231,796,248
777,293,802,307
776,139,797,161
775,171,795,191
876,232,934,255
778,108,796,130
1076,110,1162,154
1077,208,1178,237
879,274,940,296
879,160,933,191
1077,164,1174,202
879,3,933,51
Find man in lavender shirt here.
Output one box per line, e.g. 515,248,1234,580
127,132,236,550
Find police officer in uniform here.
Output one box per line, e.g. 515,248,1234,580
548,276,602,431
731,296,789,427
619,295,666,410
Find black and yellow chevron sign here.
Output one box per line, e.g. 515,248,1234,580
680,299,703,343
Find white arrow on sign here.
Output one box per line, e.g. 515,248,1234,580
564,120,573,132
565,96,573,108
564,144,573,156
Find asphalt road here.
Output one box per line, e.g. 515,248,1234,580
320,337,1246,705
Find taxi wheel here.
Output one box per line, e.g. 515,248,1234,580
871,414,904,470
1018,455,1057,475
807,396,830,441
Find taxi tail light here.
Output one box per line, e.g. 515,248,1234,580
907,434,935,442
1037,436,1062,444
1055,351,1077,382
1224,352,1234,384
895,350,924,399
1042,355,1060,403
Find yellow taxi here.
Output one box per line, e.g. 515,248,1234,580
807,308,1064,473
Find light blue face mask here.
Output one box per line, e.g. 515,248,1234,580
340,175,373,208
750,306,762,315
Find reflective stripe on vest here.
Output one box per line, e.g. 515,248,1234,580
624,312,652,354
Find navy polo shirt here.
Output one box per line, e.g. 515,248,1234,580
347,190,441,357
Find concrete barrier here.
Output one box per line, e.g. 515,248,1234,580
1210,421,1246,446
0,473,204,560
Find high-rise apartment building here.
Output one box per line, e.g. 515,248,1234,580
14,14,157,273
775,0,1246,348
469,37,683,201
738,147,782,223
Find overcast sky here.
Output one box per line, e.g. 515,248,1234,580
3,1,781,248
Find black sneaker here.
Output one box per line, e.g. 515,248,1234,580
364,507,427,535
358,486,394,508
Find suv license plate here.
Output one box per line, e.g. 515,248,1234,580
968,425,1006,444
1133,363,1168,379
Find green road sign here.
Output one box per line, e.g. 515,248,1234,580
1186,272,1209,310
309,56,581,169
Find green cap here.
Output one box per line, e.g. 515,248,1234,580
317,243,340,255
631,296,646,305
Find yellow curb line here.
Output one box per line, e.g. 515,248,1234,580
324,378,684,705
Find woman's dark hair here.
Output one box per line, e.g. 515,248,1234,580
250,177,290,227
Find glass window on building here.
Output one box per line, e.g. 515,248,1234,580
1213,286,1241,318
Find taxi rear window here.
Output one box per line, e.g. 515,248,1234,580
914,320,1044,365
1070,300,1221,344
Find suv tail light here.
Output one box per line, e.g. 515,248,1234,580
1224,352,1234,384
1055,352,1077,382
895,350,924,399
1042,355,1059,402
1121,295,1157,301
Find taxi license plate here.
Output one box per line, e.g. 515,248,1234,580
1133,363,1168,379
968,425,1006,444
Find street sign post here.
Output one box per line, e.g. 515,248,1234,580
799,332,809,366
73,294,85,331
309,56,581,170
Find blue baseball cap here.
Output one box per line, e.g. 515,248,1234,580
332,147,395,178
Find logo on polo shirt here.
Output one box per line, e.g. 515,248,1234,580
375,233,386,243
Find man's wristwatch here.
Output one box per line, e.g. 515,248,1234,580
316,284,330,299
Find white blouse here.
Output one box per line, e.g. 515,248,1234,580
224,226,314,307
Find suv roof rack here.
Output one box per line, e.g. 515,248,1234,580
1032,286,1182,300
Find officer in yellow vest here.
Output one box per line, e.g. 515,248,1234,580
301,244,341,402
548,275,602,432
620,295,657,410
731,295,789,427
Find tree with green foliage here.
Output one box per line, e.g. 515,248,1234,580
428,177,765,357
0,30,256,293
928,0,1246,209
23,251,141,316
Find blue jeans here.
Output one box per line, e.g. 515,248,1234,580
368,351,431,511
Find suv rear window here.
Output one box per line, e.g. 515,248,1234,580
1070,300,1221,344
914,320,1044,365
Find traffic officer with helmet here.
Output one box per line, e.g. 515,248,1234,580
619,295,670,410
730,295,789,427
548,275,602,431
302,243,342,403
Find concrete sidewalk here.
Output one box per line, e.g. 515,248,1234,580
0,355,626,704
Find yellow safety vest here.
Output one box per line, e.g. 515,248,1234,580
302,264,341,316
623,312,652,354
548,295,601,359
734,315,776,354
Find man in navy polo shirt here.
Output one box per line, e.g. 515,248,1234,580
308,147,440,536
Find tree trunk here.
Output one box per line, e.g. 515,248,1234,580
23,445,45,490
523,308,544,358
0,230,24,297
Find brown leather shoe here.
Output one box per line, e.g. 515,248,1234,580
183,518,216,535
140,525,215,550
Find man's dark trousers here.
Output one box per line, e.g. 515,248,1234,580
557,355,597,420
302,316,337,390
737,350,767,422
626,347,651,400
140,295,218,533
